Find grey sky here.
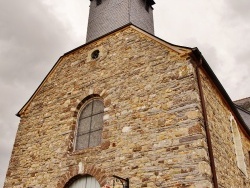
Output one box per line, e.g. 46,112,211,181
0,0,250,187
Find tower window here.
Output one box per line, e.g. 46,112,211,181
144,0,155,12
75,97,104,150
145,2,150,12
96,0,102,6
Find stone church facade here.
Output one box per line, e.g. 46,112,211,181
4,0,250,187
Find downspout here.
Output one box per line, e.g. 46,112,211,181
194,54,219,188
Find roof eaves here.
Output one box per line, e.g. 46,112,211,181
234,97,250,103
235,104,250,115
65,23,193,56
16,56,64,117
192,48,250,137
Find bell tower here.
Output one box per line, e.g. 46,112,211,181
86,0,155,42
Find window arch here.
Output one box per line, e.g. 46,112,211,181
75,96,104,150
66,175,101,188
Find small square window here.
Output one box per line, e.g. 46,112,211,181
96,0,102,6
144,0,155,12
145,3,150,12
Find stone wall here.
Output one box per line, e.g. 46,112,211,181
5,26,212,187
200,69,250,187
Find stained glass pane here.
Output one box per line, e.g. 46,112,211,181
91,113,103,131
76,134,89,150
75,98,104,151
80,102,92,118
78,117,91,135
92,100,104,114
89,130,102,148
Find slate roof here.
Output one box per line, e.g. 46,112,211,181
234,97,250,129
234,97,250,111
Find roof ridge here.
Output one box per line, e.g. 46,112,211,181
235,104,250,115
234,96,250,102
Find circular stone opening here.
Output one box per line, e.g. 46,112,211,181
91,50,100,59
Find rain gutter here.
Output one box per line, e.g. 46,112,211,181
192,49,219,188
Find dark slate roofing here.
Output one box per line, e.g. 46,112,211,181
234,97,250,129
234,97,250,112
235,105,250,130
90,0,155,5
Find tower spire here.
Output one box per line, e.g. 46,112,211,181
86,0,155,42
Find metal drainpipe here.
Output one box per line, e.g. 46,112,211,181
113,175,129,188
195,58,219,188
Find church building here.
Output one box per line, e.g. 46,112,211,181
4,0,250,187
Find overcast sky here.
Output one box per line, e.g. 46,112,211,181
1,0,250,186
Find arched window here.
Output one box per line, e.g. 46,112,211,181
67,175,101,188
75,97,104,150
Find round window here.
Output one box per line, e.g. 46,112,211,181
91,50,100,59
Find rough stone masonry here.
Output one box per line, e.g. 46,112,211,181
4,25,250,188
